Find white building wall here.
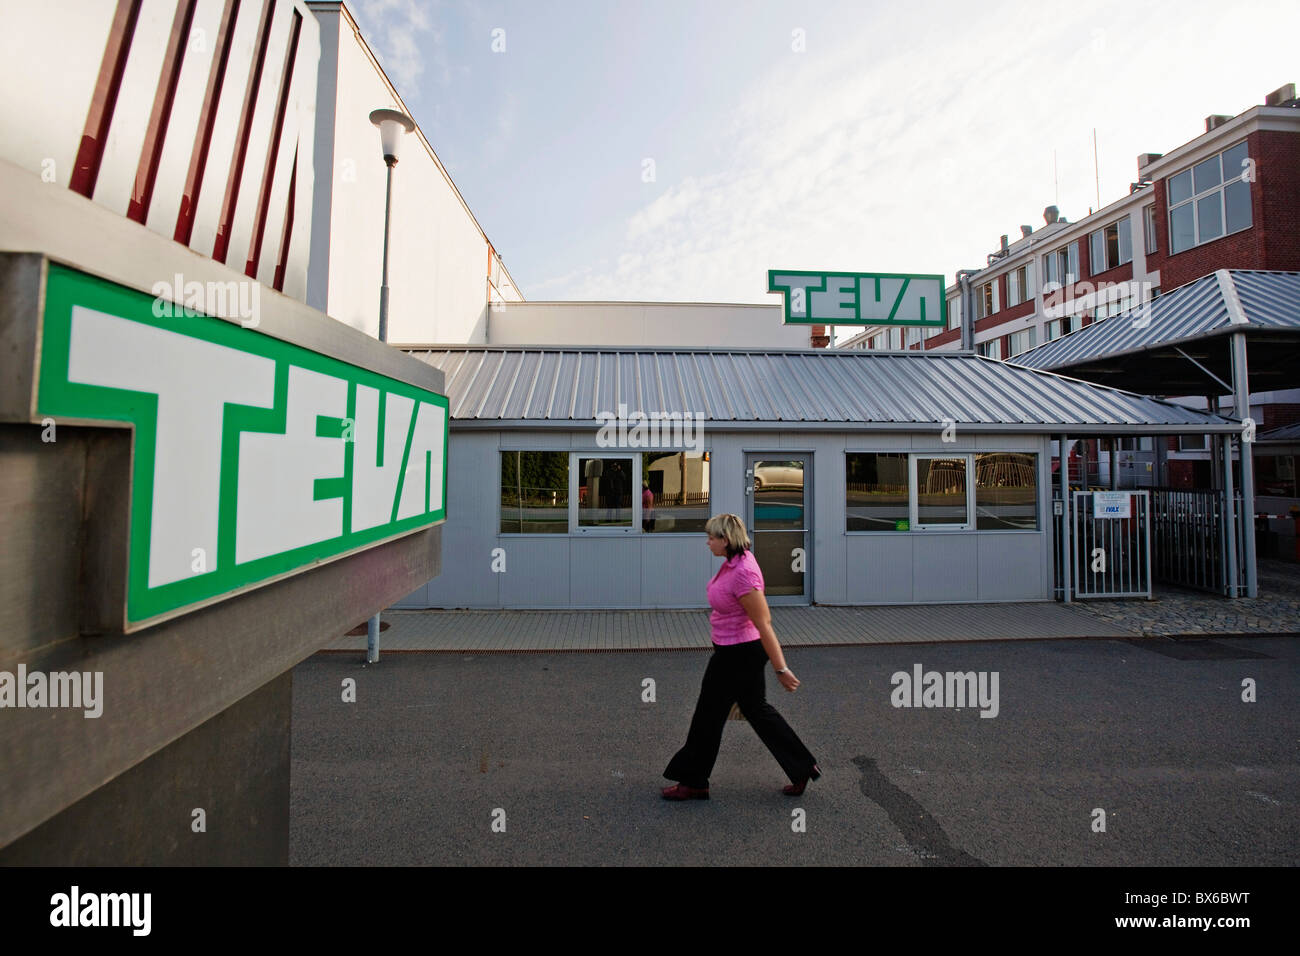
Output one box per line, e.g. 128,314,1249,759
401,427,1054,609
306,3,521,346
482,302,811,349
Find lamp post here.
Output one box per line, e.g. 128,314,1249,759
364,107,414,663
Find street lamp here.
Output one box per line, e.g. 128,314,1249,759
368,107,415,343
364,107,414,664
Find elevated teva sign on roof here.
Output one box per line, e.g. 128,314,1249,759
768,270,947,327
37,264,447,629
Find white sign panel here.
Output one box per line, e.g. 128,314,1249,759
1093,492,1131,519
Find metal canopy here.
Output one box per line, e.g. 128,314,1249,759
1012,270,1300,397
403,345,1239,434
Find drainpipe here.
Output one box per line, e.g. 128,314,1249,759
1059,433,1072,603
956,269,980,351
1230,332,1258,597
1223,430,1239,598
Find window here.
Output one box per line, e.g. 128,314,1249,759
1007,266,1026,307
1046,314,1082,341
1008,328,1037,356
578,456,634,528
978,338,1002,359
975,453,1038,530
846,453,910,531
502,451,708,534
1093,293,1134,320
1043,242,1078,291
642,451,710,533
1143,204,1158,254
1168,141,1251,254
976,280,998,318
1089,217,1132,274
915,456,969,528
500,451,569,533
947,297,961,331
847,452,1039,533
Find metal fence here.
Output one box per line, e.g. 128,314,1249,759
1149,488,1247,597
1071,490,1152,599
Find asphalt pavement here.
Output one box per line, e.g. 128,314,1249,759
290,634,1298,866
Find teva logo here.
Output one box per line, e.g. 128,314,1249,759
768,269,947,327
36,264,448,629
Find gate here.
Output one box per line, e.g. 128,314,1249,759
1071,490,1152,599
1150,488,1247,597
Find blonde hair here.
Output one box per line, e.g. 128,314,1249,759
706,513,751,558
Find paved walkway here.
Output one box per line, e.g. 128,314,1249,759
321,558,1300,654
321,601,1131,653
1074,557,1300,636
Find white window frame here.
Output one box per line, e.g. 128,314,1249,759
910,453,974,531
1089,217,1132,275
1143,204,1158,254
1007,266,1024,307
1042,242,1078,292
1008,327,1037,356
1167,139,1252,255
572,452,639,535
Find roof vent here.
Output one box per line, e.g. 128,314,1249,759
1000,234,1009,251
1137,152,1162,170
1205,114,1233,132
1043,205,1059,224
1020,225,1033,238
1265,82,1296,107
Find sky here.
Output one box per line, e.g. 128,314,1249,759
348,0,1300,313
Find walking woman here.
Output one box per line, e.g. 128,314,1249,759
662,513,820,800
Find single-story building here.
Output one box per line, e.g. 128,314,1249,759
394,346,1241,609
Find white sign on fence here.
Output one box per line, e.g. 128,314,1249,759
1093,491,1131,519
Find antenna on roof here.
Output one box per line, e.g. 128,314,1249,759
1093,129,1101,211
1053,149,1059,209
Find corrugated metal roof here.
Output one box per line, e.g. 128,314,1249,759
1014,270,1300,371
1260,422,1300,442
403,346,1239,432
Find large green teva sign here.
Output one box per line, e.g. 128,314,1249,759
768,270,947,327
37,265,447,628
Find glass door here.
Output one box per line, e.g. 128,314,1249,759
745,453,810,604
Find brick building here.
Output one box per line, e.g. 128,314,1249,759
842,82,1300,494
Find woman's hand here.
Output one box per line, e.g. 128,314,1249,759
776,668,800,692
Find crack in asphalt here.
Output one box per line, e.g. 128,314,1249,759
853,755,985,867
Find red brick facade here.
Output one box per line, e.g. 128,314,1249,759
1146,129,1300,290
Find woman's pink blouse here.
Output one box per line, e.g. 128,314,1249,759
707,550,764,645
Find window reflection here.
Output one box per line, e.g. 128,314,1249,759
975,453,1038,530
500,451,568,533
578,457,633,527
642,451,710,532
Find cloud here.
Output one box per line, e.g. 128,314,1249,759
352,0,445,98
528,0,1172,304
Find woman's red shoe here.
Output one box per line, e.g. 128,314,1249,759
782,764,822,796
661,783,710,800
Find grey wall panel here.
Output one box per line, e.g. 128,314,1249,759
977,534,1048,601
913,534,980,602
391,582,428,607
813,432,847,604
640,536,710,607
420,432,499,607
570,537,642,608
845,534,914,603
500,537,572,607
0,426,88,657
0,671,290,865
710,434,748,519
